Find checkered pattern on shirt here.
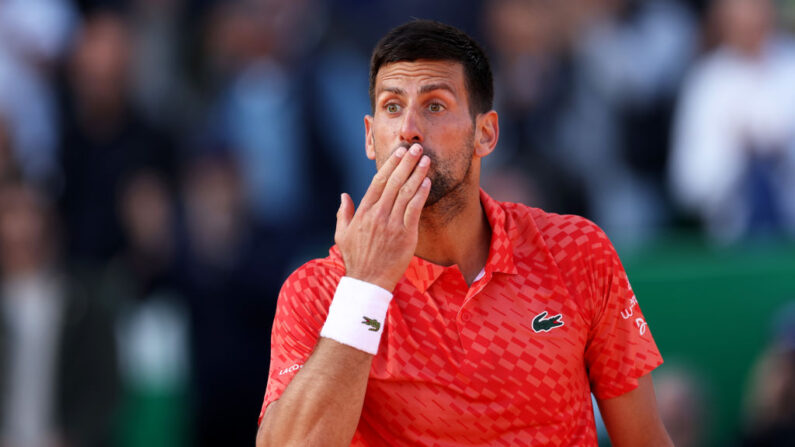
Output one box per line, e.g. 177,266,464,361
260,189,663,446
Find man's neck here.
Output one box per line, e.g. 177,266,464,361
415,186,491,285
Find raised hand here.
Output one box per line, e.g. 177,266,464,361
334,143,431,291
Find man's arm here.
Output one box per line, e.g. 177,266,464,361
596,373,673,447
256,144,431,447
256,338,373,447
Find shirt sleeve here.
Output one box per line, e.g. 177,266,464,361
257,259,343,424
582,224,663,400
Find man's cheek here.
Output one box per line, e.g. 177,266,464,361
373,153,388,172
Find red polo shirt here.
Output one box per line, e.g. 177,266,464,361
259,190,663,446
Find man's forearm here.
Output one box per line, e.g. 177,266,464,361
257,337,373,447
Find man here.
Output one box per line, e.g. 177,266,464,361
0,181,119,447
256,20,671,446
670,0,795,241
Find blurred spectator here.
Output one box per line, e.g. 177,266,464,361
57,10,178,265
0,0,77,186
670,0,795,242
0,181,119,447
114,170,179,296
128,0,198,130
481,0,696,243
0,117,22,184
201,0,338,238
325,0,485,52
482,0,589,215
654,365,710,447
310,29,375,206
741,300,795,446
562,0,696,241
103,169,189,447
174,155,286,447
592,363,711,447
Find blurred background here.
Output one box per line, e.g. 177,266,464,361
0,0,793,446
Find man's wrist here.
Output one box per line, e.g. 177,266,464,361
342,271,399,292
320,277,394,355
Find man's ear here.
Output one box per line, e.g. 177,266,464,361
364,115,375,160
474,110,499,158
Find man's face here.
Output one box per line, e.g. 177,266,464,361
365,60,476,206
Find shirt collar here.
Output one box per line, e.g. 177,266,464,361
404,188,517,293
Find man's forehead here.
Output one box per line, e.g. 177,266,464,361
375,60,465,91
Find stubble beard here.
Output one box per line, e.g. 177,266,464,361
385,133,475,224
422,141,474,208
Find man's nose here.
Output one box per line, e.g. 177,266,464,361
399,107,423,144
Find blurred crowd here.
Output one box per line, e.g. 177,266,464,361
0,0,794,446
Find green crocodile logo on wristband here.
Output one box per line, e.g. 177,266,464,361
361,316,381,332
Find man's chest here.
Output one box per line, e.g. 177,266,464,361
363,272,595,442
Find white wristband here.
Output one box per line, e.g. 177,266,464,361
320,277,393,355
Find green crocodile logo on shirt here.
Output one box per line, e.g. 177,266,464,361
532,311,564,333
362,316,381,332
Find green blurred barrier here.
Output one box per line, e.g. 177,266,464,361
622,236,795,447
114,385,189,447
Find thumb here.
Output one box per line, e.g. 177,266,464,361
334,193,354,243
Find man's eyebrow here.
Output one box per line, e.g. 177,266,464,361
377,86,406,97
419,83,456,96
376,83,456,97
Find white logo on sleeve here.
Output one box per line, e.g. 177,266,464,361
635,318,648,336
278,363,303,376
621,295,638,320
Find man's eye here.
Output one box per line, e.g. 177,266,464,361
386,103,400,113
428,103,444,112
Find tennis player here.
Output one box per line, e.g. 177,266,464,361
256,19,672,447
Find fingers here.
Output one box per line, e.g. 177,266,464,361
403,177,431,228
334,193,354,245
391,154,430,218
358,146,407,211
377,144,425,211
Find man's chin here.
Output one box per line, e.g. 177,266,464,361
423,184,447,208
422,181,463,210
421,167,473,217
422,197,441,210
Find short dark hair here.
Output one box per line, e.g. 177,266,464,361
369,20,493,117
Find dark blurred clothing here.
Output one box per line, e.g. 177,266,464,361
174,225,287,447
0,266,119,447
488,53,589,216
742,423,795,447
57,101,177,265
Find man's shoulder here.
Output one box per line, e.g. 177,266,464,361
498,200,613,265
531,209,604,242
500,201,605,243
